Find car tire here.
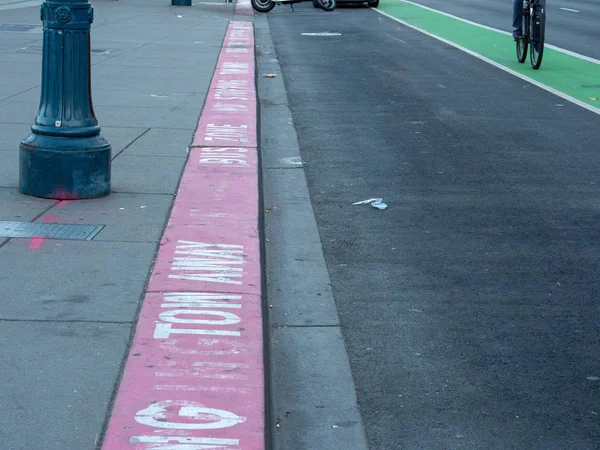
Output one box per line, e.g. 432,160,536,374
368,0,379,7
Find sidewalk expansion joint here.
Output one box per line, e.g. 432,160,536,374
31,202,60,222
0,318,134,324
111,191,174,196
0,85,40,102
111,128,151,161
90,239,161,244
145,288,262,297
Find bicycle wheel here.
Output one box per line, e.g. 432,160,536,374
317,0,336,11
516,7,528,63
530,5,545,69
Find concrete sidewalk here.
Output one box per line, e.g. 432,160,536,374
0,1,260,449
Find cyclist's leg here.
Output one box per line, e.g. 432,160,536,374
512,0,523,37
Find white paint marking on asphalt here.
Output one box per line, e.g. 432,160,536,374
560,7,580,12
374,9,600,117
387,0,600,65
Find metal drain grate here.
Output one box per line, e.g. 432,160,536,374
0,221,104,241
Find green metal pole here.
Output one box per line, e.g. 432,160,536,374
19,0,111,200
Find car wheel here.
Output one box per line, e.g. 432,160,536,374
368,0,379,7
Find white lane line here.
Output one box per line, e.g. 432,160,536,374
374,8,600,117
560,7,580,12
387,0,600,65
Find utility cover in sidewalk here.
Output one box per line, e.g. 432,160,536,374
0,222,104,241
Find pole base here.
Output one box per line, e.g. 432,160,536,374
19,133,111,200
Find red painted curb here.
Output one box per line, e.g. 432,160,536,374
102,21,263,449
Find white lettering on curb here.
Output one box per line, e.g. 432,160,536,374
204,125,249,144
154,293,243,339
214,80,250,101
135,401,245,430
212,103,249,113
225,47,248,53
168,241,244,284
130,435,239,449
143,293,247,443
220,62,249,75
199,147,248,165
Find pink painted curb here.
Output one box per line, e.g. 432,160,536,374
102,21,264,450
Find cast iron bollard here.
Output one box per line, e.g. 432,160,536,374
19,0,111,200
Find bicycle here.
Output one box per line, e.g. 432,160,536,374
515,0,546,69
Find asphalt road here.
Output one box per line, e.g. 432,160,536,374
268,5,600,449
404,0,600,60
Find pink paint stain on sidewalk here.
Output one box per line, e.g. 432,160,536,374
102,21,264,450
29,214,57,249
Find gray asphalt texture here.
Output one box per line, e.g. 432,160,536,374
268,5,600,449
405,0,600,60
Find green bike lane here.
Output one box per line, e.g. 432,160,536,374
377,0,600,113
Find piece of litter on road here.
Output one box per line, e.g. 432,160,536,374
177,15,183,18
353,198,382,205
265,73,277,78
589,97,599,101
555,104,565,107
353,197,388,210
150,94,169,98
331,425,340,429
140,206,147,209
371,200,388,210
